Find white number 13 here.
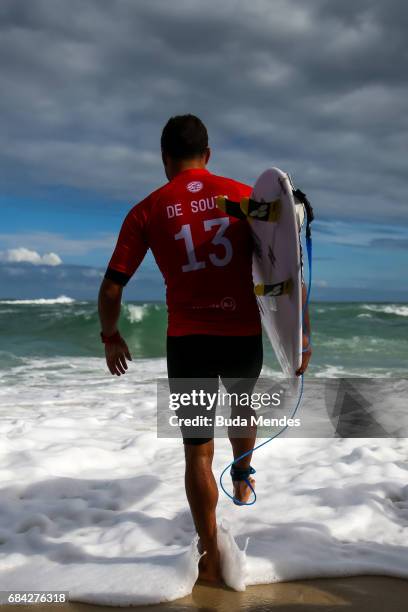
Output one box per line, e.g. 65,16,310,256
175,218,233,272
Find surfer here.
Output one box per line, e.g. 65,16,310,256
98,114,312,584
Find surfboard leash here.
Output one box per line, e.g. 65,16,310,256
220,192,313,506
219,374,305,506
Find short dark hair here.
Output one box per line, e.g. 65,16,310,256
161,114,208,160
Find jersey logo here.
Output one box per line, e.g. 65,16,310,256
187,181,203,193
221,296,236,311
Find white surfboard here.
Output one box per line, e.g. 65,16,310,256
251,168,303,377
217,167,305,377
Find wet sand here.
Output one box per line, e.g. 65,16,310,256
2,576,407,611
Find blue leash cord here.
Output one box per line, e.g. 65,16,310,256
302,234,313,352
219,375,304,506
219,229,313,506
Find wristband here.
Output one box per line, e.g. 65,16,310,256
100,330,121,344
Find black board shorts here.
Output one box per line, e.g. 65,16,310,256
166,334,263,445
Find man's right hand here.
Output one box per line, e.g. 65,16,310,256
105,336,132,376
296,333,312,376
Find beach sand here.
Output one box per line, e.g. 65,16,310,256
2,577,407,611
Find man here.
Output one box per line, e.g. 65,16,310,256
98,114,312,584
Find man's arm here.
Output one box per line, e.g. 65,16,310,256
296,282,312,376
98,278,132,376
98,200,149,376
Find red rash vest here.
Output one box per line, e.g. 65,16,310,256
106,167,261,336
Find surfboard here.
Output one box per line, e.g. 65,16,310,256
217,167,305,377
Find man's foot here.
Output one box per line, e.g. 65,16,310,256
197,538,223,585
233,476,255,505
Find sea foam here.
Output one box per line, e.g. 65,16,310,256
362,304,408,317
0,295,75,305
0,356,407,604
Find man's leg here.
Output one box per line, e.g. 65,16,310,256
227,387,258,504
167,335,222,583
184,439,221,582
230,435,257,504
229,424,256,470
220,334,263,504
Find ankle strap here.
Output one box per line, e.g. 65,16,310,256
230,465,256,481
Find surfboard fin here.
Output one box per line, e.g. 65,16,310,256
254,278,293,297
216,195,281,222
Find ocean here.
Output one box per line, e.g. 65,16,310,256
1,297,408,604
1,296,407,376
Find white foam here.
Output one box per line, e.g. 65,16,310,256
362,304,408,317
218,521,248,591
314,364,395,378
314,364,348,378
0,356,407,604
0,295,75,305
124,303,148,323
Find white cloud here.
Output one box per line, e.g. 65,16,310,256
41,252,62,265
0,248,62,266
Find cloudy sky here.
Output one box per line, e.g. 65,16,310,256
1,0,407,300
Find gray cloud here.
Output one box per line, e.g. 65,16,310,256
0,231,116,256
312,220,408,248
1,0,407,221
370,238,408,250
